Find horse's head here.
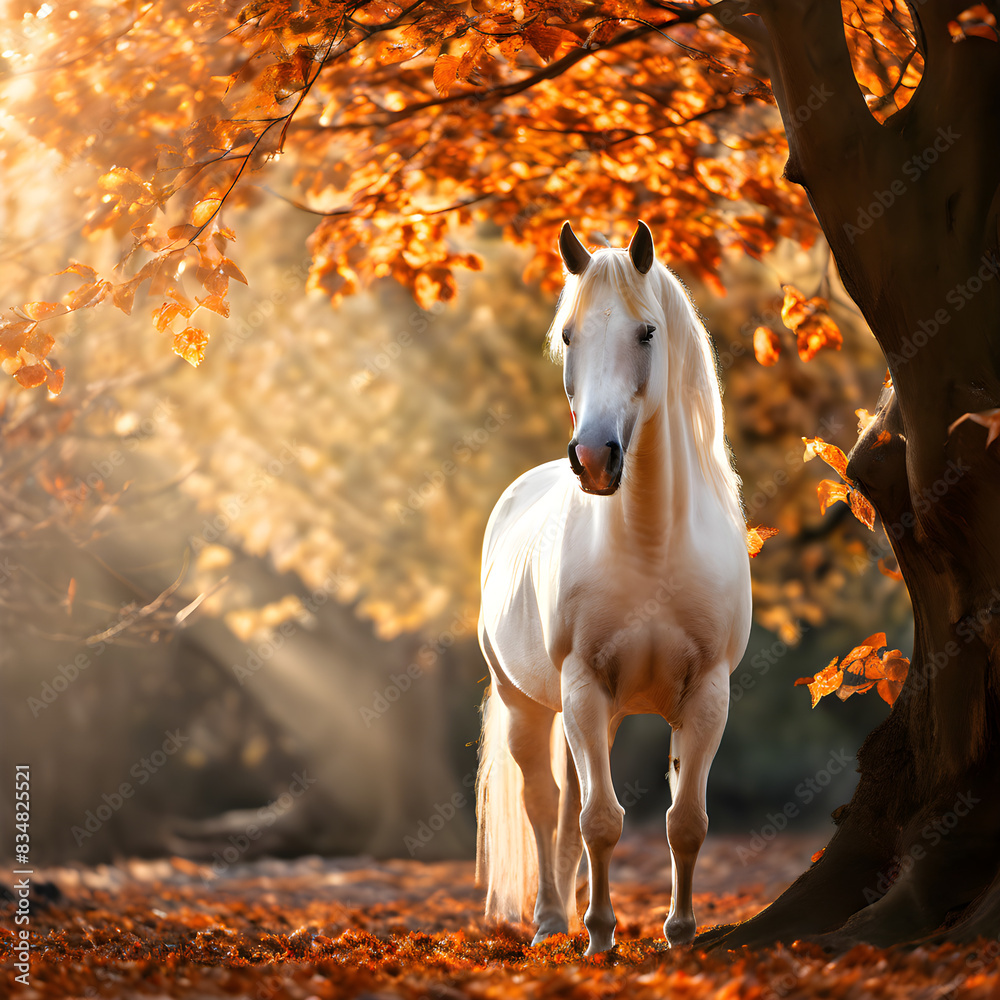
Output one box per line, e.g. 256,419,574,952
557,221,660,496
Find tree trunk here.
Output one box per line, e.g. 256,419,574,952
700,0,1000,949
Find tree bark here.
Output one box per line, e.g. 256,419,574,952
699,0,1000,949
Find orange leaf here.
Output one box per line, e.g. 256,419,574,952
796,656,843,708
24,301,70,320
55,262,97,283
14,363,48,388
24,328,55,359
153,301,192,332
746,524,779,557
948,408,1000,448
856,408,875,435
878,557,903,581
67,281,109,310
196,293,230,317
817,479,849,514
498,34,523,61
112,281,139,315
780,284,810,329
752,326,780,366
806,661,844,709
524,23,566,60
781,285,842,361
173,327,208,367
219,257,248,285
841,640,878,669
802,437,849,479
849,488,876,529
193,199,222,227
811,847,825,863
432,54,460,94
46,366,65,395
796,313,842,362
881,650,910,683
876,677,904,706
836,678,876,701
168,223,200,241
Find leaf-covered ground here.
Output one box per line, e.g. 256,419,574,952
2,831,998,998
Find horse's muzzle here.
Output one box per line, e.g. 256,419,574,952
568,439,623,495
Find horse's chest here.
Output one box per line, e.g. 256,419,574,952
557,578,720,700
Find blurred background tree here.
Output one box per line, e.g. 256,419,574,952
0,0,919,863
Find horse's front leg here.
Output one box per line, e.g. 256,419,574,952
561,665,623,955
664,664,730,946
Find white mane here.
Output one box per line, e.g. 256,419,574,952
545,247,743,526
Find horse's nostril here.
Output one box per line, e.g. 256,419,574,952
568,440,585,477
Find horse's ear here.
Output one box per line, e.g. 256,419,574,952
559,222,591,276
628,221,655,275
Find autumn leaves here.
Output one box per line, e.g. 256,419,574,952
752,284,843,367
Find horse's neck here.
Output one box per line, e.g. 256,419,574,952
618,399,698,548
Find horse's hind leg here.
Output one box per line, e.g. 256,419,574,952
664,664,729,947
505,694,567,942
561,668,623,955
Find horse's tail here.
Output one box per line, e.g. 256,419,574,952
476,683,540,923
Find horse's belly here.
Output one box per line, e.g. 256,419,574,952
482,557,562,712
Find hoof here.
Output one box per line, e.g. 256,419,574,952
665,914,697,947
532,919,569,945
584,913,616,955
584,933,615,956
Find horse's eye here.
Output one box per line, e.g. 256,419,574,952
639,323,655,343
562,327,571,345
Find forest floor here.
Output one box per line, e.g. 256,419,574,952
2,829,998,998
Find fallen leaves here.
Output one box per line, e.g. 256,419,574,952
3,841,994,999
796,632,910,707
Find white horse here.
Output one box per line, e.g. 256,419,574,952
475,221,751,955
